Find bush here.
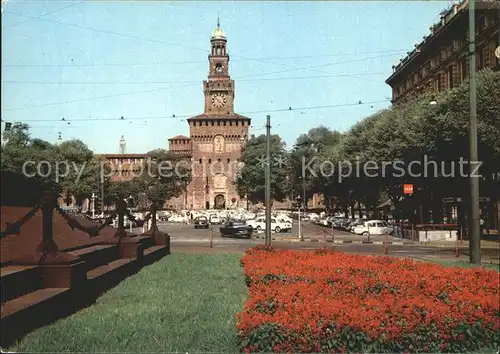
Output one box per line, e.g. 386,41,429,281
237,248,500,353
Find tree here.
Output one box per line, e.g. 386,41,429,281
289,126,342,207
54,139,102,208
1,123,57,179
133,149,191,207
236,134,291,205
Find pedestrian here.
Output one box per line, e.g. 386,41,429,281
479,216,485,237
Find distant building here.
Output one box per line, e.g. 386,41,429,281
165,18,250,210
386,0,500,104
99,153,148,183
98,19,250,211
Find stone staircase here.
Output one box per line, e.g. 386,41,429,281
0,235,169,348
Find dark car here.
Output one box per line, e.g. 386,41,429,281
220,220,253,238
194,216,209,229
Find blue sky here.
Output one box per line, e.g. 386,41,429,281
1,0,455,153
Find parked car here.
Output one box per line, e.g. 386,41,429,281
220,220,253,238
209,214,221,225
194,216,209,229
246,217,292,233
353,220,392,236
275,214,293,224
348,218,365,232
169,215,187,223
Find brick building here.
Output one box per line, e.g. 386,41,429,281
176,19,250,210
386,0,500,104
97,21,250,211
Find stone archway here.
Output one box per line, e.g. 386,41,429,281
214,194,225,209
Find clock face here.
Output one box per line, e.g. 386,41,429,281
215,63,223,73
211,93,227,108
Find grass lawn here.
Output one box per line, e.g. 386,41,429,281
427,258,500,271
8,253,248,352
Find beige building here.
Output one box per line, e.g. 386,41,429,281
386,0,499,104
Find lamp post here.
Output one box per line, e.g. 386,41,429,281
265,115,272,246
91,193,96,218
468,0,480,264
296,195,302,240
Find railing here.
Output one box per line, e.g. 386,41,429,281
0,188,160,260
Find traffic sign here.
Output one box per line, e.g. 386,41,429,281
403,184,413,195
495,46,500,59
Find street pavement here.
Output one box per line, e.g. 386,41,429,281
131,221,499,264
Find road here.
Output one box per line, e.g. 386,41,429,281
130,221,499,263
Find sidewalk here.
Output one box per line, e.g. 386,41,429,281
254,234,414,245
420,240,499,249
254,233,500,249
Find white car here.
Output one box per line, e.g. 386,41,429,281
353,220,392,236
275,214,293,224
246,217,292,233
169,215,187,223
209,214,221,224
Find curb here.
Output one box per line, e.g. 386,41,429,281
253,236,414,245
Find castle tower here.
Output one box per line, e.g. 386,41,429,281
186,18,251,210
119,135,126,154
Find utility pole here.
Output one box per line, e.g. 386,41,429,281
302,179,306,212
468,0,481,264
101,180,105,217
91,193,96,218
265,115,272,246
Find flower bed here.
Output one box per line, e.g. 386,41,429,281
237,247,500,353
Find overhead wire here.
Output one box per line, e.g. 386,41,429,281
2,72,386,85
2,1,84,31
13,99,390,126
3,54,396,112
2,50,406,67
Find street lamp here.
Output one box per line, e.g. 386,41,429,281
296,195,303,240
429,100,437,105
91,193,96,218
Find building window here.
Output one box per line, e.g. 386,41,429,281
208,159,212,164
477,47,484,70
199,158,202,164
460,58,467,82
447,66,454,89
436,73,442,92
227,158,231,163
218,158,221,162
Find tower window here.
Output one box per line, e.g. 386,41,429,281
199,158,202,164
218,158,221,162
208,159,212,164
227,158,230,163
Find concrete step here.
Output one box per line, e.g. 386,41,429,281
142,245,168,266
87,258,136,280
1,265,42,303
1,288,72,347
67,244,119,272
1,288,70,319
86,259,137,295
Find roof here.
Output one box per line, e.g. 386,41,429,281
385,0,469,84
168,135,190,140
187,113,251,121
97,153,147,158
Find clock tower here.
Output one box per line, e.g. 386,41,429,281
185,18,251,210
204,17,235,116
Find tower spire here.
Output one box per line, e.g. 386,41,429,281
217,12,220,27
